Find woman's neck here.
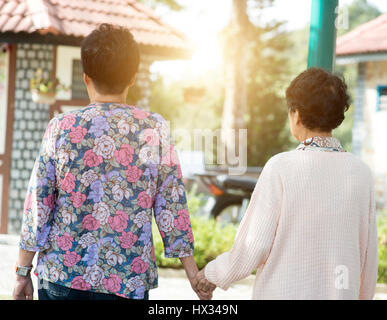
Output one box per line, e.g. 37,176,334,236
299,131,332,142
90,92,128,105
91,98,126,104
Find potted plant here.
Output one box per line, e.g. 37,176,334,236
29,68,66,104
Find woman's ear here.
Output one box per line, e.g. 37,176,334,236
83,73,90,86
295,110,302,125
128,73,137,87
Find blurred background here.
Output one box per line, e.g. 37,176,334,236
0,0,387,298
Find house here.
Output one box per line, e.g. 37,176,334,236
0,0,191,234
336,13,387,210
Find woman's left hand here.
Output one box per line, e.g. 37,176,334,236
195,269,216,293
13,275,34,300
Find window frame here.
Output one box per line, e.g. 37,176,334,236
376,85,387,112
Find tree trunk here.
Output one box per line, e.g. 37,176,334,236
221,0,249,166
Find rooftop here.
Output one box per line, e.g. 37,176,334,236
0,0,192,59
336,13,387,57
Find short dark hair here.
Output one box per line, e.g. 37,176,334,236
81,23,140,94
285,67,350,132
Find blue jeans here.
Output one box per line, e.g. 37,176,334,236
38,279,149,300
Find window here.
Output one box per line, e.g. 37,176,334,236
71,59,88,100
377,86,387,112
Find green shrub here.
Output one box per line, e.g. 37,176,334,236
153,188,237,269
153,214,237,269
377,213,387,284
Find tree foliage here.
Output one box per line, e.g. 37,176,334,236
338,0,381,36
148,74,224,147
140,1,292,167
216,0,292,167
245,20,292,166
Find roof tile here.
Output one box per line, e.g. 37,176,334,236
1,1,19,14
3,15,23,32
0,0,192,56
15,15,32,32
14,1,28,15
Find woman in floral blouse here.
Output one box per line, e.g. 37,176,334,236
13,24,209,300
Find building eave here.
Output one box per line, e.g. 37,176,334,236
336,52,387,65
0,31,193,60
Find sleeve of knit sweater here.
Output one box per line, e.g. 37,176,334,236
204,157,283,290
359,184,378,300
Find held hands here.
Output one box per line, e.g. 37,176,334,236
189,269,216,300
178,256,217,300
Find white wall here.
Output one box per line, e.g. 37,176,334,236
55,45,81,100
364,61,387,208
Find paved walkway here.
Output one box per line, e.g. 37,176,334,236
1,235,386,300
0,235,251,300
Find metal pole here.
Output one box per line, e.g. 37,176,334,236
307,0,339,72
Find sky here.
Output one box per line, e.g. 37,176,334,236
261,0,387,30
151,0,387,79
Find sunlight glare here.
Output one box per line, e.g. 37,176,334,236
151,0,231,80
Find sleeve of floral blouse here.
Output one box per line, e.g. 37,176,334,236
19,118,58,252
153,119,194,258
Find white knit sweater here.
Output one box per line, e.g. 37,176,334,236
204,150,378,300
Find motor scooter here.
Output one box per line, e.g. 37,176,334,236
194,172,259,224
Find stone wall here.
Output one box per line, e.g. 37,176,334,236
8,43,54,234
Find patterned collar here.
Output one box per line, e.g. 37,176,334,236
296,136,346,152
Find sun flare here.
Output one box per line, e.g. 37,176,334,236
151,0,230,80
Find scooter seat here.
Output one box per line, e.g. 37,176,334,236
218,176,257,193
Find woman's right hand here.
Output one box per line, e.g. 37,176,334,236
194,269,216,297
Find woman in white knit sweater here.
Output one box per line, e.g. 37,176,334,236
195,68,378,300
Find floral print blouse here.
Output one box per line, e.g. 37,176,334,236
296,136,346,152
19,103,194,299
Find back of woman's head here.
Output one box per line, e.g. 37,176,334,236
81,23,140,94
286,67,350,132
